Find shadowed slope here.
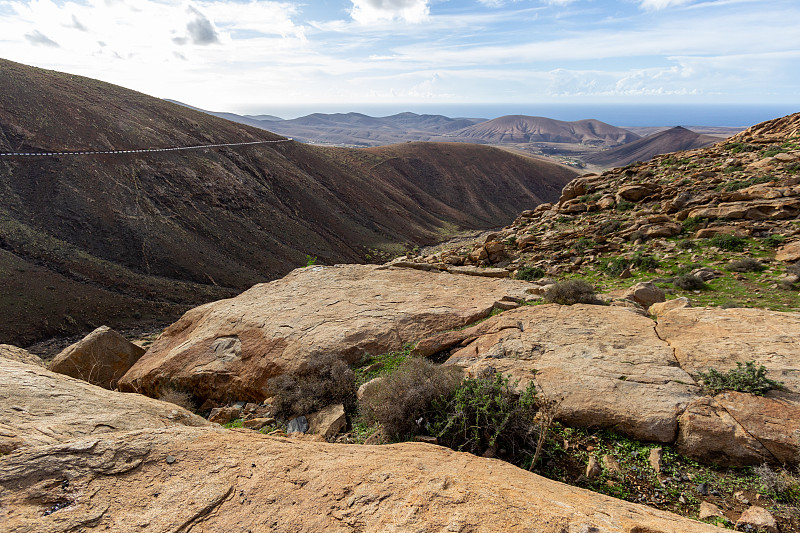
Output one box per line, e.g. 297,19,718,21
584,126,719,168
0,59,576,345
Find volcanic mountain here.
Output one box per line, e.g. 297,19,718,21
583,126,720,168
205,110,486,147
450,115,640,146
0,59,576,346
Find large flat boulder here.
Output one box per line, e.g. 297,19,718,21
0,425,720,533
0,358,208,453
655,307,800,392
119,264,537,403
444,304,700,443
49,326,146,389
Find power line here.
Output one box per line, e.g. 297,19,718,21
0,138,293,157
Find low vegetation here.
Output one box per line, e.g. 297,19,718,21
267,353,356,418
544,279,600,305
696,361,783,396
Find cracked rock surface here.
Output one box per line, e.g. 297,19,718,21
119,264,539,403
0,424,721,533
434,304,799,466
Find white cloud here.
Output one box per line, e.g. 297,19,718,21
638,0,695,10
350,0,430,24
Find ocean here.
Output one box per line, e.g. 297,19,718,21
261,103,798,128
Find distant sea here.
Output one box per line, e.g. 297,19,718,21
261,103,798,128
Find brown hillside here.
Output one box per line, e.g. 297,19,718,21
584,126,719,168
0,59,576,346
451,115,640,145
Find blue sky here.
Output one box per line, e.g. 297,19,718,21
0,0,798,116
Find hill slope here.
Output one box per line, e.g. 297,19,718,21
0,59,576,345
584,126,719,168
451,115,640,146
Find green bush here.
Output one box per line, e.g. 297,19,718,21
673,274,706,290
676,239,696,250
358,358,462,440
708,234,746,251
430,372,542,462
696,361,782,396
616,200,635,211
631,252,659,271
603,257,629,277
726,258,765,272
305,255,318,267
597,220,621,235
267,353,356,418
725,142,758,154
762,234,786,248
572,237,596,253
516,266,545,281
544,280,600,305
682,217,706,234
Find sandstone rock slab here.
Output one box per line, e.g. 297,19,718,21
0,344,44,367
0,425,721,533
775,240,800,262
655,307,800,392
0,358,208,454
444,304,700,442
120,265,537,403
49,326,145,389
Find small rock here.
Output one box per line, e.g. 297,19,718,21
698,501,723,520
648,447,663,473
307,404,346,439
734,491,750,505
648,297,691,316
414,435,438,445
623,281,666,309
208,407,241,425
695,482,709,496
586,456,602,478
736,506,777,533
243,417,276,430
287,416,309,434
165,455,176,464
602,454,623,476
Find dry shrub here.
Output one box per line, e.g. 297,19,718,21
673,274,706,290
267,353,355,419
358,357,462,440
544,279,600,305
158,387,196,412
726,257,765,272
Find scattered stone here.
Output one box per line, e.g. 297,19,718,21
648,297,691,316
695,483,709,496
287,416,309,434
208,407,241,425
357,376,384,400
307,404,346,439
602,455,623,476
49,326,145,389
648,447,664,473
736,506,778,533
776,240,800,262
698,501,723,520
243,417,276,430
165,455,176,464
586,456,602,478
623,281,665,309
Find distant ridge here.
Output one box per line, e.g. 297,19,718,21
450,115,640,146
584,126,719,168
0,58,576,345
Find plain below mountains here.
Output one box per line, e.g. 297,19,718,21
0,58,576,346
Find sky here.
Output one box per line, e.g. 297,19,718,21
0,0,798,118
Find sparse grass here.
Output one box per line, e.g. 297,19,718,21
673,274,707,291
516,266,545,281
708,234,746,252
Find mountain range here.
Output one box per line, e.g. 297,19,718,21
0,59,576,346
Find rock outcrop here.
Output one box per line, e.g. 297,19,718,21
0,358,208,453
444,304,699,443
119,264,537,403
0,425,720,533
0,344,44,367
49,326,146,389
413,304,800,466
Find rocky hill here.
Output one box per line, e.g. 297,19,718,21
451,115,640,146
584,126,720,169
2,113,799,531
0,59,576,346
